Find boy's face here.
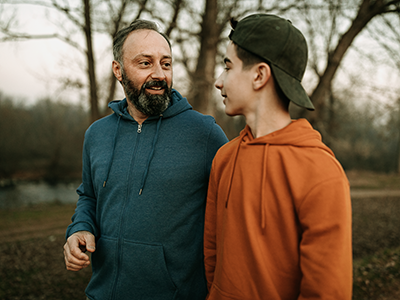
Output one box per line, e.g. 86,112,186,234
215,42,255,116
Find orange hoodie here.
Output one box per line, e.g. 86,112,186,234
204,119,352,300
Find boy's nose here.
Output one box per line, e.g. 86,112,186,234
215,74,223,90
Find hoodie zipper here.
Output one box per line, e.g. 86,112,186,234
111,122,142,300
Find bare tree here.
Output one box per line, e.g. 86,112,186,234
299,0,400,133
366,13,400,173
0,0,184,122
168,0,301,138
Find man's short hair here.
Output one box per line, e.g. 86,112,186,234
113,20,171,68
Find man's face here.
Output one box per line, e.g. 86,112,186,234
121,68,172,117
215,42,254,117
119,29,173,116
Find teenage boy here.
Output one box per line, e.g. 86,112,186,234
204,14,352,300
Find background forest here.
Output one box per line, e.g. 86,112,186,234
0,0,400,182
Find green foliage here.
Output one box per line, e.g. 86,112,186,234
0,92,89,183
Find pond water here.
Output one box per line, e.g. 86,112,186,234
0,181,80,209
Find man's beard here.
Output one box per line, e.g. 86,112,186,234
122,71,172,117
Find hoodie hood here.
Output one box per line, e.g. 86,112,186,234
102,89,192,192
224,119,335,229
240,119,333,153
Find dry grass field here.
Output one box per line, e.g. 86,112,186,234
0,170,399,299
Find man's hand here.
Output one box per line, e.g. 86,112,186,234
63,231,96,271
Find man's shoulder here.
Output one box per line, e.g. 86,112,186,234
179,109,215,123
174,110,222,133
85,113,118,136
213,137,241,158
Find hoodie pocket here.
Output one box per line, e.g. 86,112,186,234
115,239,178,299
86,236,118,300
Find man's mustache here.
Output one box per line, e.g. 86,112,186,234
143,80,168,89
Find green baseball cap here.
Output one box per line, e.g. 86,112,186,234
229,14,315,110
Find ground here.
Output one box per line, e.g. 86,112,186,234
0,203,91,300
0,170,399,299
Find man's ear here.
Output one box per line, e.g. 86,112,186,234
253,63,271,90
112,60,123,82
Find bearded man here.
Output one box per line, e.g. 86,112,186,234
63,20,228,300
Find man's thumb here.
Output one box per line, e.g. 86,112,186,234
84,234,96,252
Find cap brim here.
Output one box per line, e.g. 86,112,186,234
271,65,315,111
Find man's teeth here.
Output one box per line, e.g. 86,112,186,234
149,87,162,90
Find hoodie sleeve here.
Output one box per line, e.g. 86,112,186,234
204,122,227,291
297,176,353,300
65,130,99,239
204,158,219,291
205,121,228,176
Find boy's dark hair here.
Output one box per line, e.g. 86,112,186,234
233,42,290,110
229,14,314,110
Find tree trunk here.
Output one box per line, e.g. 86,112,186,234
189,0,219,115
104,73,117,115
398,97,400,174
83,0,100,122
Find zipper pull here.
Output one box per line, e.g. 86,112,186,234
137,124,142,133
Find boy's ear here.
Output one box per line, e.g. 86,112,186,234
253,63,271,90
112,60,123,82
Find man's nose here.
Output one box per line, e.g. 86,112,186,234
151,64,167,80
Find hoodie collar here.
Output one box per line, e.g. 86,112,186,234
108,88,192,121
102,89,192,194
224,119,334,231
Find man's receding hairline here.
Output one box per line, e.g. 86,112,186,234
121,28,172,60
122,29,171,59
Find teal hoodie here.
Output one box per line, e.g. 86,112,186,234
66,89,228,300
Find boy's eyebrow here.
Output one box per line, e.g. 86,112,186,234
224,57,232,64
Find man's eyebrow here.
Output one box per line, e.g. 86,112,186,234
134,54,172,60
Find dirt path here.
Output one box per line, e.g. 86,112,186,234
2,187,400,244
0,203,74,244
0,221,67,243
350,189,400,198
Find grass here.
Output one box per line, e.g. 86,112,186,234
0,202,75,231
0,170,400,299
353,248,400,300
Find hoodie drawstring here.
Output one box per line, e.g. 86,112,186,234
139,115,163,195
260,144,270,231
102,114,163,194
103,115,122,188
